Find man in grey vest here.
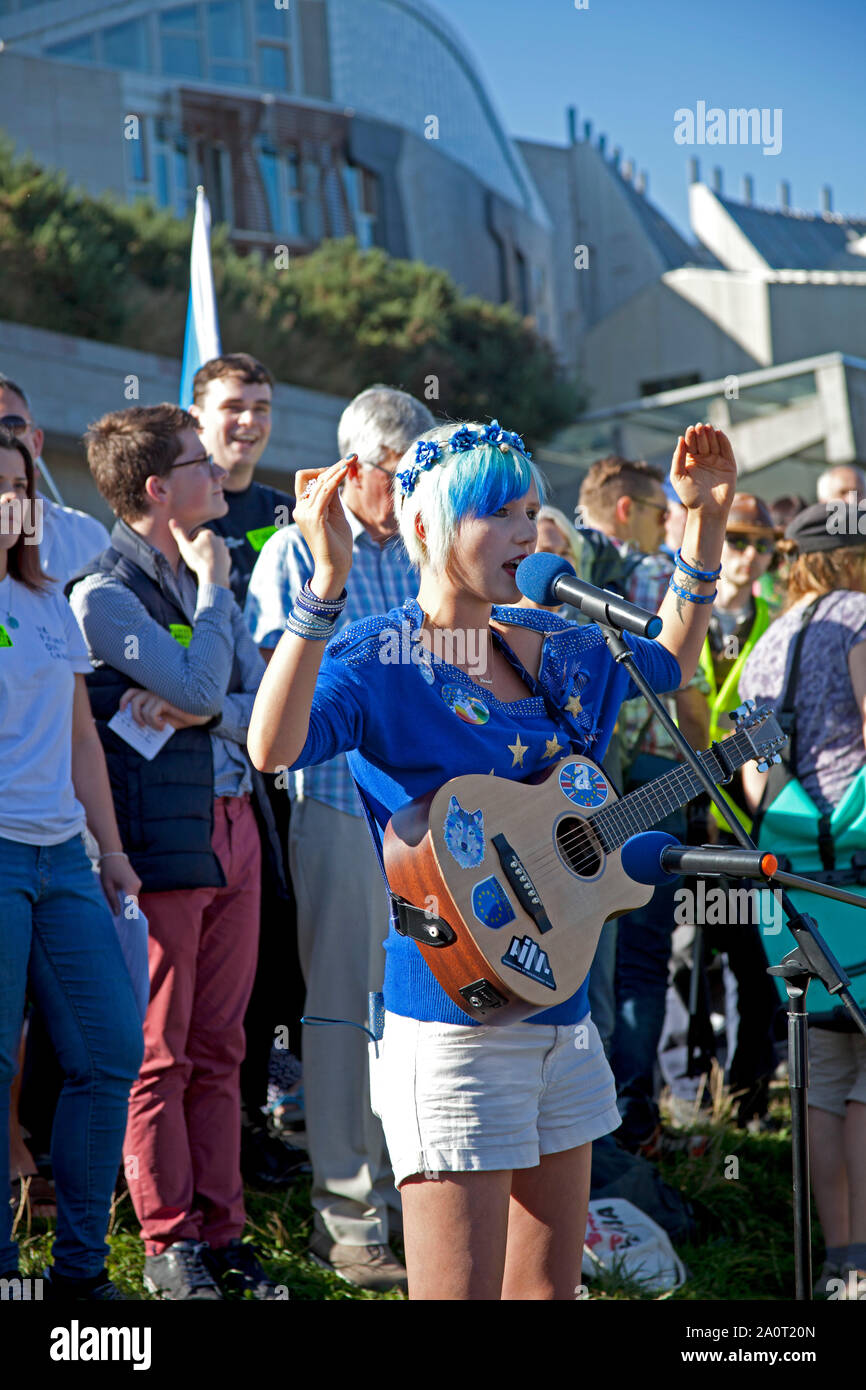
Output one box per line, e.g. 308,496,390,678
70,404,274,1300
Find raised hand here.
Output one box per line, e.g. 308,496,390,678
293,457,356,599
670,423,737,519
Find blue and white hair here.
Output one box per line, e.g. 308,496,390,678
395,421,546,572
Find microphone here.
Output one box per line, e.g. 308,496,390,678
621,831,779,886
515,553,663,639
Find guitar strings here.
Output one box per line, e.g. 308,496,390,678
517,735,750,879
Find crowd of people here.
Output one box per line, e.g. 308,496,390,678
1,354,864,1301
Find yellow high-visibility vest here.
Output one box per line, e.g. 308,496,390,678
699,595,772,833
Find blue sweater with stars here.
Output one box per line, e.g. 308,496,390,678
289,597,681,1025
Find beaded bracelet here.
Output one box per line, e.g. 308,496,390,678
668,575,717,605
98,851,129,862
294,579,347,618
674,549,722,583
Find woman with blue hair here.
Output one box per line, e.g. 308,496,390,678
249,418,736,1299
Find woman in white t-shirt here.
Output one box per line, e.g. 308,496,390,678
0,429,143,1301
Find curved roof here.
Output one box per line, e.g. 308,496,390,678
326,0,548,223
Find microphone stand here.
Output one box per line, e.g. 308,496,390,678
598,619,866,1301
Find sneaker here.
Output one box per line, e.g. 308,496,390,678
143,1240,223,1300
241,1117,310,1187
307,1229,407,1293
43,1267,125,1301
205,1240,281,1300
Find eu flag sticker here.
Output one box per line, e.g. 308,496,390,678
471,876,516,930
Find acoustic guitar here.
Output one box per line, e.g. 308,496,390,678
382,702,785,1023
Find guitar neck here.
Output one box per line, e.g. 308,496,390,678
591,733,751,851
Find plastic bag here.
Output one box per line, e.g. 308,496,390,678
582,1197,688,1293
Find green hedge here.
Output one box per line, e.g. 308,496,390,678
0,140,581,440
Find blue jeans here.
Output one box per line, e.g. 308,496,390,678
0,833,143,1278
610,755,687,1148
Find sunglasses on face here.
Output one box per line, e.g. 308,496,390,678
632,497,668,523
0,414,31,435
726,534,773,555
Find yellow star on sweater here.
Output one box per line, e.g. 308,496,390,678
543,735,563,760
566,694,582,716
507,734,529,767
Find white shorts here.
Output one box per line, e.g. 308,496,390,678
369,1010,621,1188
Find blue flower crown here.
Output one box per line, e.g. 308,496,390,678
395,420,532,498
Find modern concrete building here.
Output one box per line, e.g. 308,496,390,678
0,0,556,339
521,125,866,417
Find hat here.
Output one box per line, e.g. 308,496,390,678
725,493,777,538
785,501,866,553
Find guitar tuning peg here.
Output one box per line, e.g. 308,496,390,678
756,758,770,773
772,753,782,765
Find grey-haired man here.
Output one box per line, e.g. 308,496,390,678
245,385,433,1291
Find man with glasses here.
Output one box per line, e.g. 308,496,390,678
0,375,109,585
68,404,278,1300
245,385,433,1292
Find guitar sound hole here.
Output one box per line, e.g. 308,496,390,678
555,817,602,877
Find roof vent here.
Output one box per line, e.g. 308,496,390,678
778,180,791,210
742,174,754,204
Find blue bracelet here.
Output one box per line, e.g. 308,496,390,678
668,576,717,605
294,580,347,617
285,608,338,640
675,549,721,582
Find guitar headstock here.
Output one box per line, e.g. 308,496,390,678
728,700,787,773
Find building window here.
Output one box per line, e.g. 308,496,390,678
126,117,149,183
342,163,378,249
102,18,149,71
160,6,203,77
259,43,289,89
201,143,232,225
639,373,701,398
302,160,323,242
256,138,303,238
45,34,96,62
153,121,196,219
255,0,288,39
207,0,252,84
256,139,281,231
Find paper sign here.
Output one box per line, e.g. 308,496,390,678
107,705,174,760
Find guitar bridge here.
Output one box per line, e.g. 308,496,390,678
491,834,553,935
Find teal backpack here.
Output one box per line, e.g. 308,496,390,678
752,596,866,1017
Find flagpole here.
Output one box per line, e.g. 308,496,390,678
179,185,222,407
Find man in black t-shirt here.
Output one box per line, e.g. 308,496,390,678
191,352,303,1188
191,353,294,606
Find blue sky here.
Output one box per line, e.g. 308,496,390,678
431,0,866,238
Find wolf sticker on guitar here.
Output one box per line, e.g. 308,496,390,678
383,702,786,1024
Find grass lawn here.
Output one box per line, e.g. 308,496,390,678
12,1078,814,1301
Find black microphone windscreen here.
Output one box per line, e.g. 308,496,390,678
515,552,576,606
